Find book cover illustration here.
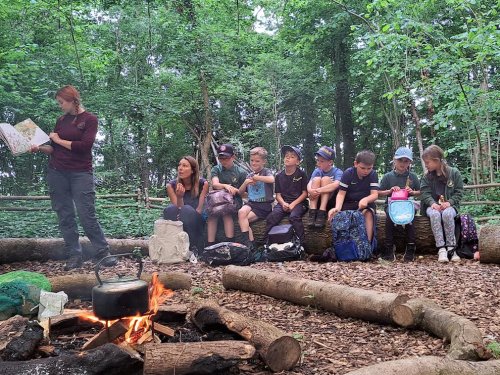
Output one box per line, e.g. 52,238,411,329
0,118,50,156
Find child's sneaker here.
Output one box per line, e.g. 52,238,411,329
450,251,461,262
403,244,416,262
438,248,449,263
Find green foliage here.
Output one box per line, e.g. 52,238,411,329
487,341,500,358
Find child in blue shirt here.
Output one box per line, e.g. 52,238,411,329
307,146,343,228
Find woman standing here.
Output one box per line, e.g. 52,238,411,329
163,156,209,252
32,85,116,271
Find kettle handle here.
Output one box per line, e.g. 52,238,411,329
94,253,143,286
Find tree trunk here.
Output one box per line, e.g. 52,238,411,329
411,99,426,172
191,300,301,372
49,272,191,300
249,214,437,255
345,356,500,375
0,237,148,263
143,341,255,375
333,34,355,169
392,298,487,360
222,266,409,325
0,343,142,375
478,225,500,264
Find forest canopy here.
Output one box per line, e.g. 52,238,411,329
0,0,498,201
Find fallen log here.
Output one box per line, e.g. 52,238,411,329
49,272,192,299
392,298,488,360
0,343,143,375
478,225,500,264
0,315,28,352
191,300,301,372
345,356,500,375
0,237,148,263
143,341,256,375
249,214,437,254
1,321,44,361
222,266,409,325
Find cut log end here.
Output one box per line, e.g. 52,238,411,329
392,304,416,328
266,336,302,372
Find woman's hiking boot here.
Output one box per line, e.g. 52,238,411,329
64,254,82,271
93,248,118,267
403,244,416,262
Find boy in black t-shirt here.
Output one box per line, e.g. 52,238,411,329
265,145,308,243
328,150,379,243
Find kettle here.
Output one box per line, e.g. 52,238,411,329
92,254,149,320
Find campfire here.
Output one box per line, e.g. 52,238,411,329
79,272,174,347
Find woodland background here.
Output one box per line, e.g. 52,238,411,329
0,0,499,237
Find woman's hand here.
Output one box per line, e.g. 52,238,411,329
175,183,186,197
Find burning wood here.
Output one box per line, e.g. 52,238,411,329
81,320,128,351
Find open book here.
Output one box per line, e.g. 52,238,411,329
0,119,50,156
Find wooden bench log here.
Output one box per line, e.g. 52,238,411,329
345,356,500,375
222,266,409,325
0,237,148,264
392,298,488,360
478,225,500,264
49,272,192,300
248,213,436,255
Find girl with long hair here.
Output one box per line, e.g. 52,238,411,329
420,145,464,263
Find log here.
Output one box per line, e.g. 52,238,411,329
0,237,148,263
249,214,437,254
143,341,256,375
345,356,500,375
222,266,409,325
49,272,192,299
479,225,500,264
0,343,143,375
392,298,488,360
191,300,301,372
1,321,44,361
0,315,28,352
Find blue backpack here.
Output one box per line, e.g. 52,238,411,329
331,210,373,261
388,200,415,225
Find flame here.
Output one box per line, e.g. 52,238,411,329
81,272,174,344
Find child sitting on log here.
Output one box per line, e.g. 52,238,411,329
207,144,247,246
306,146,343,228
264,145,308,244
420,145,464,263
328,150,379,245
238,147,275,250
378,147,421,262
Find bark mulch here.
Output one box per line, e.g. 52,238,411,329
1,256,499,374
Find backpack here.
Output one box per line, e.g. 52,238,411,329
205,190,237,217
388,200,415,226
453,214,479,259
198,242,251,266
331,210,373,261
265,224,305,262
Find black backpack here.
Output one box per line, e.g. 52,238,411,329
199,242,252,266
453,214,479,259
265,224,305,262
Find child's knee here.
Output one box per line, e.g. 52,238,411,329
320,176,332,186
